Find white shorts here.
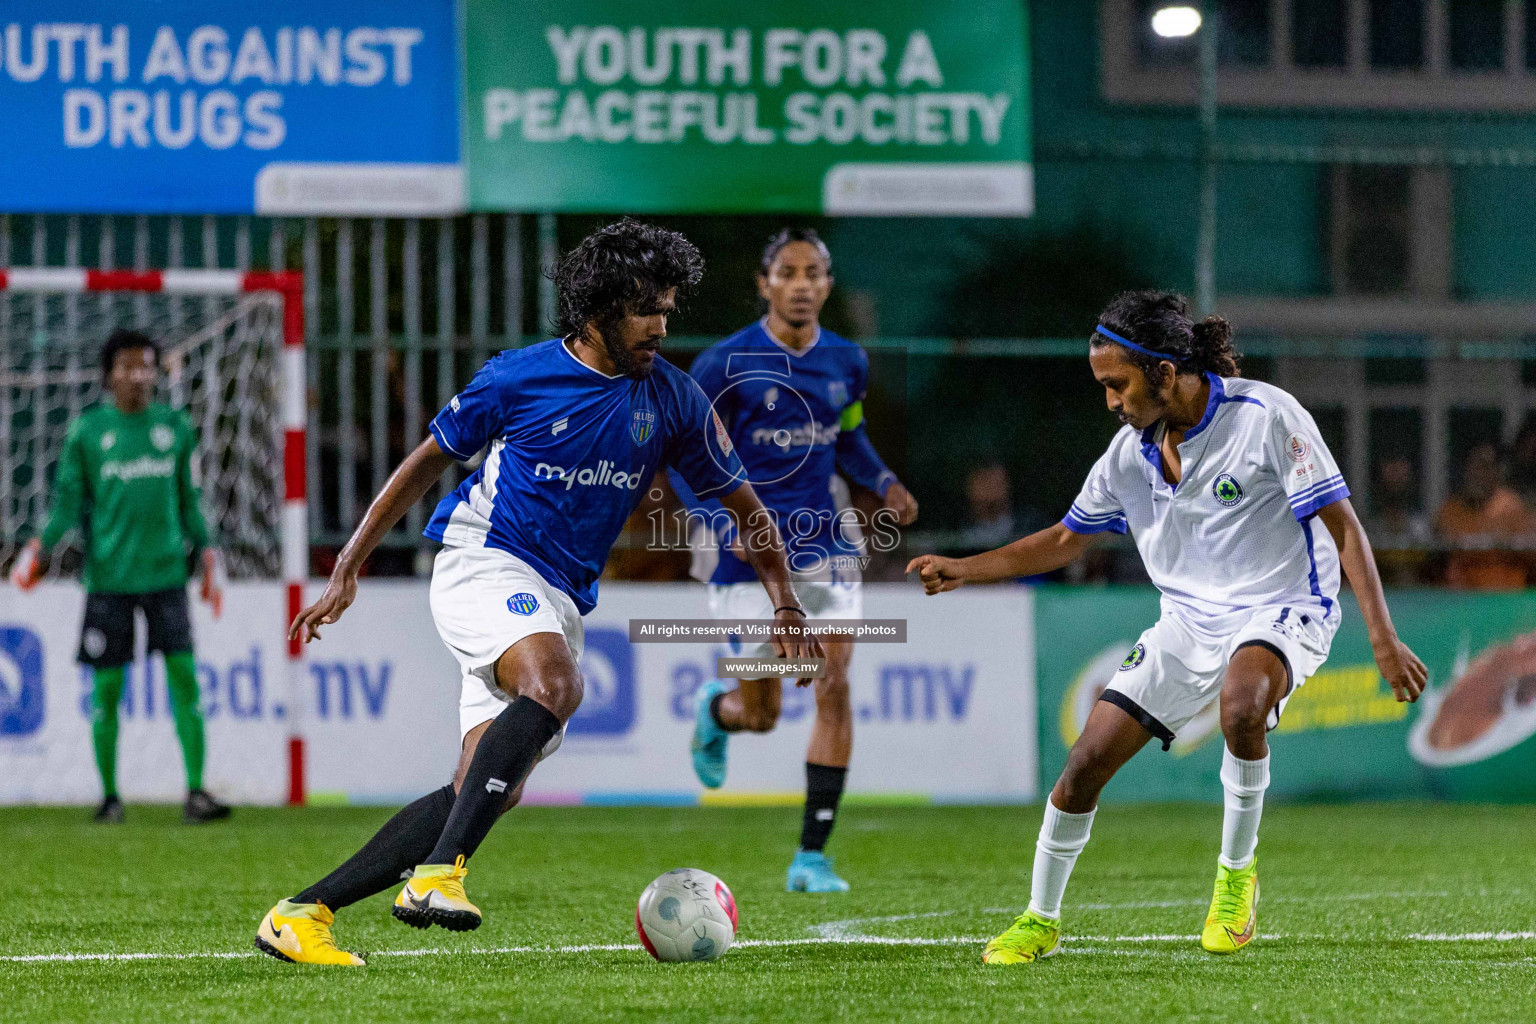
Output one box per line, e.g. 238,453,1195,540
1103,604,1335,749
707,572,863,662
430,544,583,754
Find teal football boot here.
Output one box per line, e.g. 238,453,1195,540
690,679,731,788
786,850,850,893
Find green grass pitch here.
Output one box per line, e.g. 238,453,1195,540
3,802,1534,1023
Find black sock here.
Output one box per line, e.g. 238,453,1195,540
293,784,455,910
799,763,848,853
425,697,560,865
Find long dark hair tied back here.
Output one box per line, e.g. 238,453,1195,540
1091,290,1240,386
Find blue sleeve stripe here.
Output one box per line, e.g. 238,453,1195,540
1291,482,1351,521
1288,474,1345,506
429,418,473,461
1063,511,1128,535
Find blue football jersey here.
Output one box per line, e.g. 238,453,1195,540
425,338,745,613
671,321,896,585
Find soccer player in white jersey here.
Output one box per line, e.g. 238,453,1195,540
908,291,1428,963
254,220,820,966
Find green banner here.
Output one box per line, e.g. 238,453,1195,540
1036,588,1536,803
463,0,1031,215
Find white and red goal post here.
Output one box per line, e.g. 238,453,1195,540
0,267,310,805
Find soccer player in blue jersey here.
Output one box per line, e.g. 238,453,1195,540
672,229,918,893
255,220,821,966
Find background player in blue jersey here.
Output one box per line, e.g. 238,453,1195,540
254,220,821,966
672,229,918,893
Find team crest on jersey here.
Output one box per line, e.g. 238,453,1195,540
630,408,656,446
827,380,848,406
151,424,175,451
1120,644,1145,671
1213,473,1244,507
711,410,734,456
100,431,116,451
507,593,540,616
1286,432,1310,463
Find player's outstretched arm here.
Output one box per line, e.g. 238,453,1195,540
906,523,1094,594
1317,498,1427,703
717,481,825,665
289,436,457,644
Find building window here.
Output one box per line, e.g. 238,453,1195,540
1370,0,1425,70
1330,166,1413,295
1217,0,1272,66
1292,0,1349,67
1528,3,1536,69
1103,0,1536,110
1449,0,1505,71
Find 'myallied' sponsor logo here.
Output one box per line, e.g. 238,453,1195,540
751,421,839,448
534,460,646,491
100,456,176,482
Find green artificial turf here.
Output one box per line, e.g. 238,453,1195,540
2,803,1533,1022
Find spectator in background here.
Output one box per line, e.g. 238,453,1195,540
960,463,1018,549
1365,454,1432,586
1510,415,1536,507
1435,441,1535,589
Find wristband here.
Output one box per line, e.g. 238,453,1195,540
774,605,807,617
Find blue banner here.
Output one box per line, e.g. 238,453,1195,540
0,2,461,214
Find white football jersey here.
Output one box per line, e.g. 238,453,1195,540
1063,373,1350,634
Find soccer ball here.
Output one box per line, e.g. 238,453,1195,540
635,868,738,962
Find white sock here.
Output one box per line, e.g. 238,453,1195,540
1028,799,1096,920
1219,746,1270,870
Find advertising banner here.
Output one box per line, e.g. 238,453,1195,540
0,2,461,214
463,0,1032,215
1036,587,1536,803
0,582,1037,805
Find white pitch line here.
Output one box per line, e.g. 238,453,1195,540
4,923,1532,965
986,891,1451,914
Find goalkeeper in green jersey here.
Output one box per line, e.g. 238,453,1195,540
11,329,231,824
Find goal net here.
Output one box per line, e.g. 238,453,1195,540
1,272,291,580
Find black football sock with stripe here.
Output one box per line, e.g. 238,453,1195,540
293,784,455,910
799,763,848,853
425,696,561,865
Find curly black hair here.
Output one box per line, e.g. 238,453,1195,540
100,328,159,377
552,219,704,340
1089,290,1240,390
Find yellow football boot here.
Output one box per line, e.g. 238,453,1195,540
392,854,482,931
255,900,365,966
982,909,1061,964
1201,856,1259,954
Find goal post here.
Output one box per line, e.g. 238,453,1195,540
0,268,309,805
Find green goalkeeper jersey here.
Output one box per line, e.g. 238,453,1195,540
40,402,211,595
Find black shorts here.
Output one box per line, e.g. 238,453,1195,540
78,588,194,668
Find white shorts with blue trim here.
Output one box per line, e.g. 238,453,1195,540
1102,604,1336,749
430,544,581,750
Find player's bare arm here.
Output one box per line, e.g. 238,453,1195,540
906,523,1094,594
1316,498,1427,703
717,481,825,664
290,436,457,643
883,481,920,526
